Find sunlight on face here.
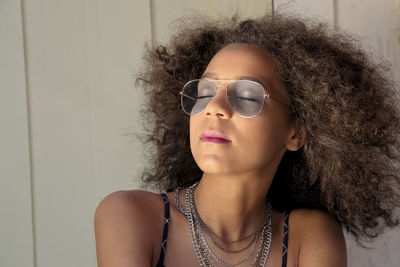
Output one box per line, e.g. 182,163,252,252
189,44,297,178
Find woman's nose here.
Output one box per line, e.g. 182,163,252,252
203,87,233,119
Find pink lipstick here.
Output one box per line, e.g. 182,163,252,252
200,130,231,144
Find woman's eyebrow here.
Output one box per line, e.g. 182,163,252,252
201,72,219,79
236,76,265,85
201,73,266,85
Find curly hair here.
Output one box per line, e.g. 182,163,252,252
136,13,400,242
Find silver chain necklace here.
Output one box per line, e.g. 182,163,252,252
190,188,265,256
175,187,189,216
176,186,261,253
177,182,272,267
189,187,268,267
202,221,260,254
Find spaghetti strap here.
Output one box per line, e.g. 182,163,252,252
281,211,290,267
156,193,170,267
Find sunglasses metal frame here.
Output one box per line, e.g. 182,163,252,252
179,79,289,118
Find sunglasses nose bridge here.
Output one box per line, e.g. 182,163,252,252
210,84,231,104
203,83,234,117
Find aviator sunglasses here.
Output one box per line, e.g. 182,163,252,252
180,79,289,118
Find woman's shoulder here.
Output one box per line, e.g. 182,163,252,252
95,189,166,233
289,208,341,230
95,190,165,225
94,190,165,266
288,208,347,267
96,189,164,211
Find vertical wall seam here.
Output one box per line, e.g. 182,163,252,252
83,0,101,215
333,0,339,30
83,1,102,264
271,0,275,16
149,0,156,47
19,0,37,266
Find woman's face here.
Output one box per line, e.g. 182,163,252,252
190,44,303,177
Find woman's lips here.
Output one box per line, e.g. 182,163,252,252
200,130,231,144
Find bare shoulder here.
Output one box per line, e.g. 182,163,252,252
289,209,347,267
94,190,164,267
95,190,163,226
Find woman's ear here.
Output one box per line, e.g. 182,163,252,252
286,126,306,151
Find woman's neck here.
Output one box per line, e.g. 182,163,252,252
193,171,274,242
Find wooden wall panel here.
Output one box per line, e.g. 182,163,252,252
0,0,35,266
274,0,335,24
22,0,97,265
86,0,152,202
21,0,152,266
151,0,272,43
335,0,400,84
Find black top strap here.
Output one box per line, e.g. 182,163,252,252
156,193,170,267
281,210,291,267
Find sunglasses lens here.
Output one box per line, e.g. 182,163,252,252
180,79,265,117
181,79,216,115
227,81,265,117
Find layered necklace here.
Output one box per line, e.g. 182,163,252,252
175,182,272,267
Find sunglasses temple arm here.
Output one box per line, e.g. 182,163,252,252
180,92,197,102
266,94,290,107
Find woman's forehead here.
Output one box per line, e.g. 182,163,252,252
204,43,289,101
206,44,274,73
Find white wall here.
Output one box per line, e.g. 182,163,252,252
0,1,34,267
1,0,153,266
1,0,398,266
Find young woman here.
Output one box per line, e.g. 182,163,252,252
94,13,400,267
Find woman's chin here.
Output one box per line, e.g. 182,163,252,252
197,158,234,175
196,157,247,176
